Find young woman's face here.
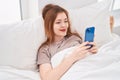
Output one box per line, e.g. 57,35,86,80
53,12,69,38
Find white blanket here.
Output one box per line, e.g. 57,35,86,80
0,39,120,80
0,66,40,80
51,39,120,80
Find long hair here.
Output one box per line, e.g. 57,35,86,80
40,4,82,48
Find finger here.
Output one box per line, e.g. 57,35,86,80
91,46,97,50
78,45,90,51
89,46,96,49
89,42,96,46
79,42,89,47
89,48,98,53
89,49,98,52
90,50,97,54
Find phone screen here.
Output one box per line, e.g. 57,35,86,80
84,26,95,48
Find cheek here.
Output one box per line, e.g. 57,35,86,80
53,25,59,33
66,23,69,28
66,25,69,31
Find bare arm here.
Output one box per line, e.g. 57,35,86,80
39,42,90,80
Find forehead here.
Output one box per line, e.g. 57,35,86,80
55,12,67,20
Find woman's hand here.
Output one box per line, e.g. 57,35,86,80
88,42,98,54
67,42,90,63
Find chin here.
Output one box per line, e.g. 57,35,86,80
57,32,67,37
62,32,67,35
58,33,66,37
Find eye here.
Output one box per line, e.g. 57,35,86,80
55,22,61,24
64,20,68,23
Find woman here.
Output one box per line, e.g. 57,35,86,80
37,4,98,80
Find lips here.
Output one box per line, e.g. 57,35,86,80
59,29,66,32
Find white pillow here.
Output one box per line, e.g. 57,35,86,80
68,0,113,47
0,16,45,71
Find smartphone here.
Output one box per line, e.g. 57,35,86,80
84,26,95,49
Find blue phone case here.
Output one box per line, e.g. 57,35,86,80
84,26,95,49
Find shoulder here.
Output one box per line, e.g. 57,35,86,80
64,35,82,45
38,44,49,53
67,35,81,41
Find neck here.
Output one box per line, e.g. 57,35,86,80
54,36,64,42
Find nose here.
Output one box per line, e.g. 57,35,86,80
61,22,66,27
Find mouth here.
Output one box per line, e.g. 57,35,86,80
59,29,66,32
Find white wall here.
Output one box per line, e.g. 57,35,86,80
19,0,120,28
0,0,21,24
20,0,39,20
38,0,97,13
21,0,102,19
113,0,120,10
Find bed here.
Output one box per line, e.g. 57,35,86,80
0,38,120,80
0,0,120,80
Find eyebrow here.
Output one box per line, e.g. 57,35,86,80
56,18,68,21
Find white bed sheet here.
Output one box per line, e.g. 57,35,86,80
51,38,120,80
0,66,40,80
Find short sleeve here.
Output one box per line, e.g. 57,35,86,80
37,45,51,65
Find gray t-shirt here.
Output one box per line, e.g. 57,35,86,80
37,35,82,65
